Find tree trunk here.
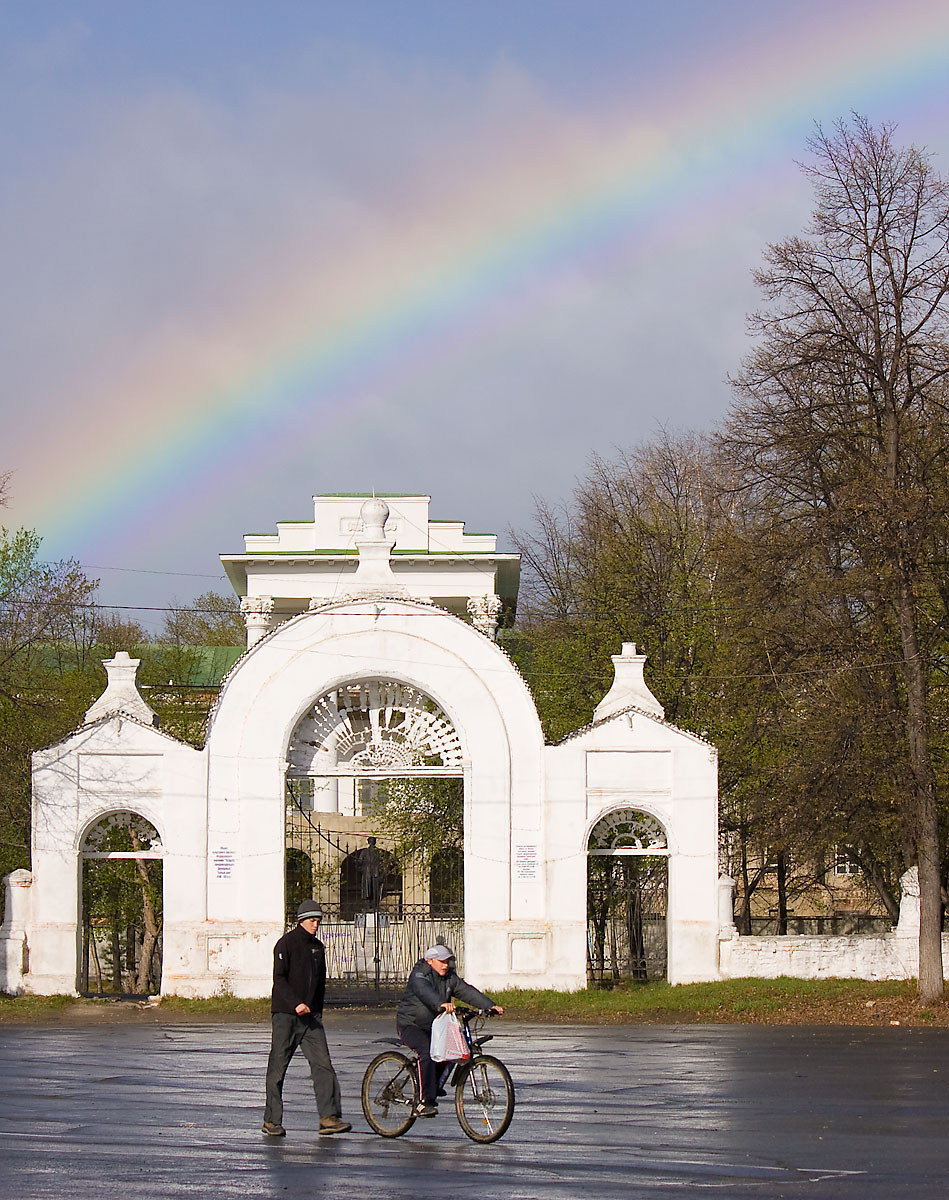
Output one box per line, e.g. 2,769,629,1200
776,853,788,936
111,925,122,992
858,851,901,925
893,544,944,1001
133,857,161,995
739,842,752,936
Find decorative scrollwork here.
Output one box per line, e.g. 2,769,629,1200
588,809,667,853
288,679,464,774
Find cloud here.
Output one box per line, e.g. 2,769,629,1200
2,7,936,626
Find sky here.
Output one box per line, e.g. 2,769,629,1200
4,0,949,631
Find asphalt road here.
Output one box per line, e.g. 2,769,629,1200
3,1014,948,1198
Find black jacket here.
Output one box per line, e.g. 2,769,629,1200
396,958,494,1032
271,923,327,1016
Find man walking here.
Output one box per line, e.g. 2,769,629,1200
262,900,350,1137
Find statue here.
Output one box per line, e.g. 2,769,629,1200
357,837,386,908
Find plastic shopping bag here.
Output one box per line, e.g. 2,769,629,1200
430,1011,470,1062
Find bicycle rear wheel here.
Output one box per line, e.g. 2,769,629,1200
454,1054,515,1143
361,1052,419,1137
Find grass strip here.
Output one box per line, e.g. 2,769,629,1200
0,978,944,1024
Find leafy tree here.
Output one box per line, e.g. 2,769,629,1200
0,526,99,886
725,115,949,999
509,431,734,739
364,776,463,865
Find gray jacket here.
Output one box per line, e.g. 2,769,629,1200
396,959,494,1032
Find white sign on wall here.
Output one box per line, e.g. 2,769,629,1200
515,843,538,881
212,846,236,881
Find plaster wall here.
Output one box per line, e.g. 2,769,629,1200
545,710,719,986
242,560,502,601
718,930,949,981
28,717,209,995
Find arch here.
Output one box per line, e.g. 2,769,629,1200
203,600,546,992
79,811,163,997
288,679,465,775
587,808,669,855
80,810,164,856
586,806,668,984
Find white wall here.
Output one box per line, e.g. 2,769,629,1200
13,596,725,998
545,710,720,987
27,716,208,995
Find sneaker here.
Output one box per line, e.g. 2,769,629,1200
261,1121,286,1137
414,1102,438,1118
319,1116,352,1136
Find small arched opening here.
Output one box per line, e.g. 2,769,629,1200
587,809,669,985
79,811,163,996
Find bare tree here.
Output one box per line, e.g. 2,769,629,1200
162,591,244,646
726,116,949,1001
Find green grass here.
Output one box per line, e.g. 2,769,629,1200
155,995,271,1017
0,993,75,1016
0,978,936,1024
490,977,919,1021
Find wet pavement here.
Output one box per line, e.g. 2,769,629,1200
3,1014,948,1198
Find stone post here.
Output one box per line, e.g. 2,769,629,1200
240,596,274,648
0,869,33,995
894,865,920,938
718,874,737,936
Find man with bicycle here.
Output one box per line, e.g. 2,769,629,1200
396,943,503,1117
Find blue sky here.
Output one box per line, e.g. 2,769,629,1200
3,1,949,629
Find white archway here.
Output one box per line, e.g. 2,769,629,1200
203,596,546,991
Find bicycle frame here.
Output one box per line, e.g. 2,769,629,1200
361,1007,515,1143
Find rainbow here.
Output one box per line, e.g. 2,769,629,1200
19,0,949,563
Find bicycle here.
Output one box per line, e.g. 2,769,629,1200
361,1009,515,1143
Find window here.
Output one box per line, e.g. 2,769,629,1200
834,847,860,876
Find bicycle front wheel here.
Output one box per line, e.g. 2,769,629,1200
361,1052,419,1137
454,1054,515,1143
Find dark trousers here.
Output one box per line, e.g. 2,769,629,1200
399,1023,441,1104
264,1012,342,1124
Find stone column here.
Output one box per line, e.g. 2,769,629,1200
717,874,737,935
467,594,503,640
240,596,274,648
894,865,920,937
